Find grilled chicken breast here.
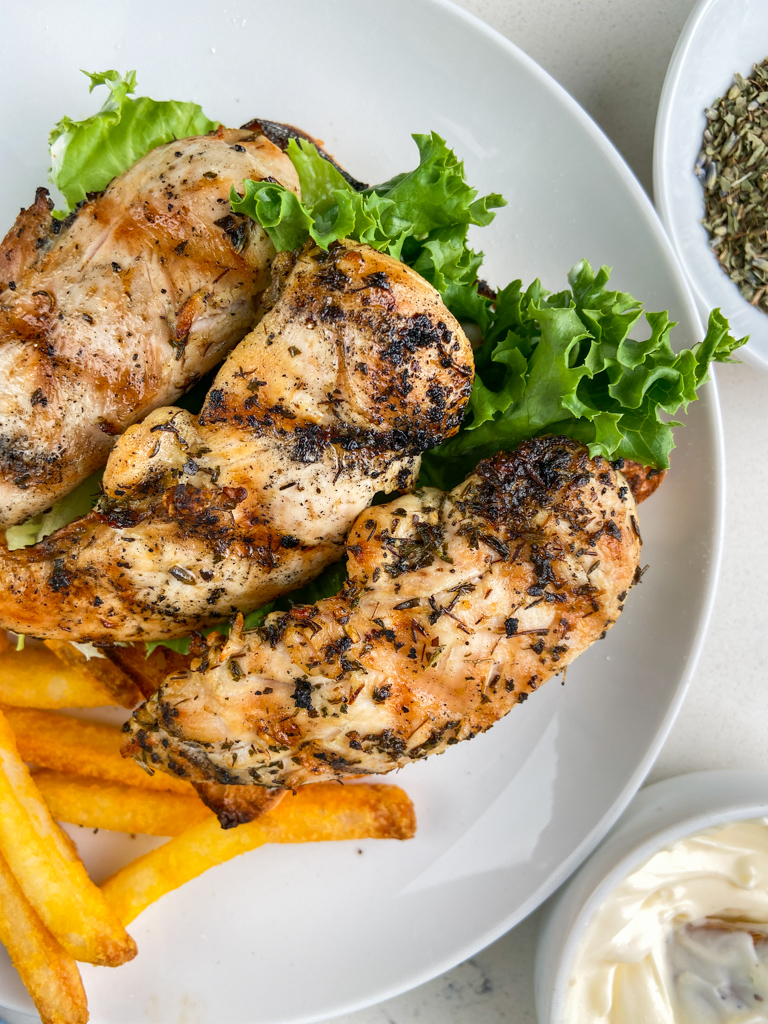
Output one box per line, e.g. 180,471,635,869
0,240,473,642
124,436,642,787
0,126,299,528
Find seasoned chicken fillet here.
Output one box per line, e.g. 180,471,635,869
124,437,642,787
0,241,473,641
0,126,299,527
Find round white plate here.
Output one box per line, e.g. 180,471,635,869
654,0,768,372
0,2,723,1022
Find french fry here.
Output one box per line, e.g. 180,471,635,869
2,706,193,795
0,645,119,710
102,783,416,925
0,708,136,966
44,640,142,709
0,851,88,1024
34,770,210,836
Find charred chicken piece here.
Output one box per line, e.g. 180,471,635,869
0,240,472,641
0,126,299,528
619,459,666,504
192,782,286,829
124,436,642,787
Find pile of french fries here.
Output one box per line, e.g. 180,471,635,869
0,634,416,1024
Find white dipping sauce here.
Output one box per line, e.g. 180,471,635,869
565,820,768,1023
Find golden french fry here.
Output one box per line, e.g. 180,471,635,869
44,640,142,709
2,705,193,795
0,851,88,1024
102,783,416,926
0,708,136,966
0,644,119,709
34,770,210,836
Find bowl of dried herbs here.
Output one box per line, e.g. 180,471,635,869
655,0,768,371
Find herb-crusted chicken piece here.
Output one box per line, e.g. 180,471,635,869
0,240,473,641
0,126,299,528
124,436,642,787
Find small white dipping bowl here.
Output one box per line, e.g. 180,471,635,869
535,770,768,1024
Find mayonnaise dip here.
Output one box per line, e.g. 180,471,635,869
564,819,768,1023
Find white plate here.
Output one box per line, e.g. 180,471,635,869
0,2,722,1022
654,0,768,372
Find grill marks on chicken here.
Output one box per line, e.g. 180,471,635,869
124,437,641,787
0,127,299,528
0,240,473,642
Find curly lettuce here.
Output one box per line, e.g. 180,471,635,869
419,262,746,490
49,70,218,214
230,132,505,310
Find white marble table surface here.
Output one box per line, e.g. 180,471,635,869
329,1,768,1022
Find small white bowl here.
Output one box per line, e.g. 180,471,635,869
654,0,768,372
534,770,768,1024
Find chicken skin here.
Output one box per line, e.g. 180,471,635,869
124,436,642,788
0,126,299,528
0,240,473,642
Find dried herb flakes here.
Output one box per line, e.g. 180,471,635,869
697,57,768,312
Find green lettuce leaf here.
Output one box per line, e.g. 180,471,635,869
418,261,746,491
6,471,103,551
50,70,218,214
230,132,506,301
